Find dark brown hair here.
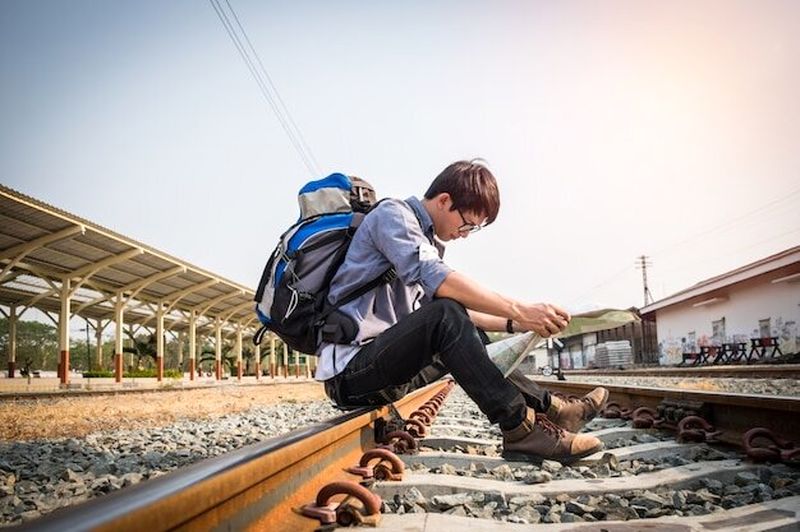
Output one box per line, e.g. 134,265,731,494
424,160,500,224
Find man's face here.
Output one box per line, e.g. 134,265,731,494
434,195,487,242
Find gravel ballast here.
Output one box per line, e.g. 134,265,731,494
0,396,338,526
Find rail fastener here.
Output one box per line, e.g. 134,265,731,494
676,415,723,443
297,480,382,527
743,427,800,463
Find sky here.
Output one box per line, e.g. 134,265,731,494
1,0,799,316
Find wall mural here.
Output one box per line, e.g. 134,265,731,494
659,314,798,363
776,317,798,354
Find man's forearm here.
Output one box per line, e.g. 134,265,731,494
436,271,520,320
467,310,518,332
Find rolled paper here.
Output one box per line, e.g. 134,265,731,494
487,308,640,376
486,331,541,377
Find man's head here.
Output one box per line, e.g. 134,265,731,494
423,160,500,241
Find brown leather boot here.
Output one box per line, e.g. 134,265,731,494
548,387,609,433
501,408,603,464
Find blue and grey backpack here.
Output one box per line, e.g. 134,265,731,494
253,173,395,354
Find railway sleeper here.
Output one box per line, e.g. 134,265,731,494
375,494,800,531
358,386,800,529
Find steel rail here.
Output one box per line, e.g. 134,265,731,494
550,363,800,379
19,380,451,532
531,379,800,447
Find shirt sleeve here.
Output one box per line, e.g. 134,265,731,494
365,199,453,298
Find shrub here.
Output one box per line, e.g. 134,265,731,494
122,369,184,379
82,370,114,378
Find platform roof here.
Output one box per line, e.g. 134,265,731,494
0,184,258,338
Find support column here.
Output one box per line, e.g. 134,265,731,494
254,343,261,381
94,321,104,370
156,302,164,382
294,350,300,378
59,279,71,385
269,335,276,378
127,325,135,372
215,318,222,380
177,332,185,376
305,354,311,378
7,305,17,378
235,327,243,381
189,311,196,381
282,343,289,378
114,296,124,383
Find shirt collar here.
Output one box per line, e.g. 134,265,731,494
406,196,446,256
405,196,434,239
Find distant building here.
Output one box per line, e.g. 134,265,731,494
640,246,800,365
544,315,658,369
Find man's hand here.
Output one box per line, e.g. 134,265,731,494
512,303,571,337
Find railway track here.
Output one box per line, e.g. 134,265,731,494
549,363,800,380
17,379,800,531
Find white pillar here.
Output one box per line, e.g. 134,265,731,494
127,325,135,370
7,305,17,378
189,311,197,380
235,327,243,381
94,320,104,369
215,317,222,380
270,335,276,378
177,332,185,366
114,296,124,382
156,302,164,381
59,279,71,385
283,342,289,378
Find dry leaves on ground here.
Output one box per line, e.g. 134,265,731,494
0,382,326,441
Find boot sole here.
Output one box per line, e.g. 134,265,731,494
501,442,604,465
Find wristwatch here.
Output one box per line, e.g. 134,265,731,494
506,319,514,334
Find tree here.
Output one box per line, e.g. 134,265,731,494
0,318,59,371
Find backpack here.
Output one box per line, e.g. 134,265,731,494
253,173,395,354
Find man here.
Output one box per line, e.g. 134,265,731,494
315,160,608,463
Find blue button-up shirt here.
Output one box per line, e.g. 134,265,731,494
315,196,453,381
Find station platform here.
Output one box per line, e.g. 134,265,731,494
0,373,318,397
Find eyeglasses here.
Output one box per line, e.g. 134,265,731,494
457,209,486,234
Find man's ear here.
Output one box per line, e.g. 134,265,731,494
435,192,451,210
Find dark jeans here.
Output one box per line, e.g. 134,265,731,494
324,298,551,430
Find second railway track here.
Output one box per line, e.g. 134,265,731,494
15,379,800,531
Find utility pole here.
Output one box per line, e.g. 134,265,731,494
635,255,654,307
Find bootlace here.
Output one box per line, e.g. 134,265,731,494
535,414,565,438
565,396,593,418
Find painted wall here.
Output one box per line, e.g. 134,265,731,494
582,333,597,367
655,276,799,365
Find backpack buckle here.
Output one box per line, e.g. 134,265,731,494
382,269,397,283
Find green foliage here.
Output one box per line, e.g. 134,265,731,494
0,318,59,371
122,368,183,378
82,370,115,378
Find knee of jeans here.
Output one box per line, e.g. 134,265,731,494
430,299,482,351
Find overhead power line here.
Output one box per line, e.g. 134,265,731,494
650,185,800,259
209,0,321,176
567,187,800,308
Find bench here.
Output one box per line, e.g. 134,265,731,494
748,337,783,362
